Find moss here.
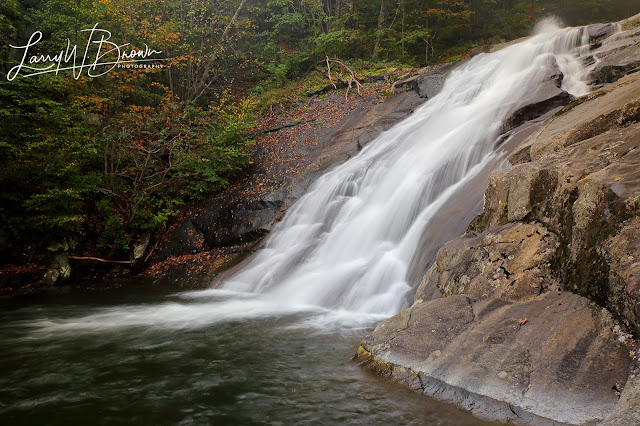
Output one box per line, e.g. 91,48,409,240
554,91,606,117
621,17,640,31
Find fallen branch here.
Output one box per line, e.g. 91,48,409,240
255,119,313,136
306,75,385,97
325,56,337,89
144,239,161,265
68,256,134,265
316,56,364,100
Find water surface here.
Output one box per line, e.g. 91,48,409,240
0,285,487,425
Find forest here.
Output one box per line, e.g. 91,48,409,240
1,0,638,264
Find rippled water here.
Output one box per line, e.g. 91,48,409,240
0,285,488,425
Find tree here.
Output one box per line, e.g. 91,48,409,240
372,0,386,60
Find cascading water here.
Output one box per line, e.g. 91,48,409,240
222,20,592,317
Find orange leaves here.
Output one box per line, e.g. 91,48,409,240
118,85,136,93
518,318,528,326
128,105,152,115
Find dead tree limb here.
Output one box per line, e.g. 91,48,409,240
191,0,249,100
316,56,363,100
68,256,134,264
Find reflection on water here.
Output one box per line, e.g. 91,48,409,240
0,286,489,425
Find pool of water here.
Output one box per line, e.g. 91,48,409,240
0,284,489,425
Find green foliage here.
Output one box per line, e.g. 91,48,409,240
0,73,101,247
175,95,256,198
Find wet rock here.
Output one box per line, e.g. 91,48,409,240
362,15,640,423
356,293,635,424
43,254,71,285
416,223,561,303
503,56,572,132
587,23,617,42
391,62,458,98
589,21,640,85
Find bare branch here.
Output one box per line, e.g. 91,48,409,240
69,256,133,264
317,57,363,100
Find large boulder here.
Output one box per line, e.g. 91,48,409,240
356,293,635,424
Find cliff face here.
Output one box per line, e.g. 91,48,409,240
357,15,640,424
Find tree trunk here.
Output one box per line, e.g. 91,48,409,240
425,40,429,63
401,0,405,57
425,15,429,63
372,0,386,61
190,0,248,101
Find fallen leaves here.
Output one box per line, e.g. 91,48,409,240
518,318,528,325
614,176,622,182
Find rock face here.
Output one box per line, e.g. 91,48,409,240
358,15,640,424
356,293,634,424
391,62,458,99
474,73,640,332
416,223,562,303
589,20,640,86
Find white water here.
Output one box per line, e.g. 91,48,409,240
222,20,591,317
25,21,593,336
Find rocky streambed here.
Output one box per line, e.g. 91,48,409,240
356,15,640,425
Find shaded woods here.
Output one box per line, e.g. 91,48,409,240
0,0,638,271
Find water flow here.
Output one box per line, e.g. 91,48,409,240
223,20,590,316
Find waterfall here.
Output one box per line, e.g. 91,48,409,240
20,21,595,336
222,20,591,316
